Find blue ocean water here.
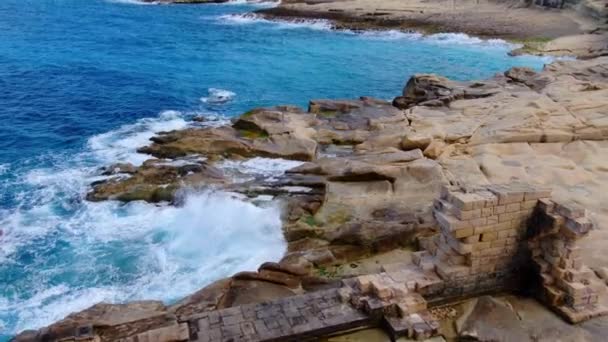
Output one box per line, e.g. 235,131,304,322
0,0,550,338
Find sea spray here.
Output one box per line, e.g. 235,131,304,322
0,188,286,335
200,88,237,104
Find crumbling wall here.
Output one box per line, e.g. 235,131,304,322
528,200,606,322
414,183,550,301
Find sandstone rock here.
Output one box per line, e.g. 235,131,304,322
87,159,225,202
423,140,447,159
309,99,364,114
456,296,530,342
138,107,319,161
393,74,463,109
12,301,174,342
258,261,309,276
402,134,433,151
233,269,301,288
221,279,296,307
100,163,137,176
168,277,232,320
504,66,537,84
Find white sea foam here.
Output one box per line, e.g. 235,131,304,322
0,164,8,175
214,13,522,50
0,188,286,334
200,88,236,104
358,30,517,49
216,13,333,31
87,110,189,165
106,0,155,5
225,0,279,7
0,107,291,334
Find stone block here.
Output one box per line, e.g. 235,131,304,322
505,202,521,213
565,217,593,234
499,212,519,223
487,215,499,225
537,198,554,212
524,187,552,201
481,232,498,242
490,239,507,248
434,210,468,231
453,227,475,239
371,280,393,300
473,241,491,251
560,280,588,297
435,262,470,280
488,185,525,204
450,191,491,211
556,202,586,219
454,207,482,221
446,235,473,254
474,225,494,235
463,234,480,244
355,275,373,293
522,200,538,210
128,323,189,342
494,205,506,215
481,207,493,217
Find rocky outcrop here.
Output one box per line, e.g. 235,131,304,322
87,158,225,202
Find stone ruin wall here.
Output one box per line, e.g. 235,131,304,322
418,183,607,323
340,182,607,340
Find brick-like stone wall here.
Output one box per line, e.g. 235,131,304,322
528,200,607,322
414,183,550,301
411,182,607,323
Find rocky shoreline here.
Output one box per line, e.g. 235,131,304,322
254,0,608,59
10,1,608,341
13,55,608,341
144,0,607,59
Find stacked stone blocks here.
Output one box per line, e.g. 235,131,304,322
415,183,550,300
343,268,440,340
528,200,608,323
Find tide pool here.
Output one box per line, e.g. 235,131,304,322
0,0,550,337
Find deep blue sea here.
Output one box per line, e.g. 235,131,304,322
0,0,551,338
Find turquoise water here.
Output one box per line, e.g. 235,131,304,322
0,0,549,338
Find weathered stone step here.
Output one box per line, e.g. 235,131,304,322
187,289,374,342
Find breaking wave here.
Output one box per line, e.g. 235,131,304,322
216,13,333,31
200,88,236,104
0,110,287,336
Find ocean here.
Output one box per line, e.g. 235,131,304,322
0,0,550,338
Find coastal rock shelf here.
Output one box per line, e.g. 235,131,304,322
13,57,608,341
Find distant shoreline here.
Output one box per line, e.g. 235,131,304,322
253,0,607,59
